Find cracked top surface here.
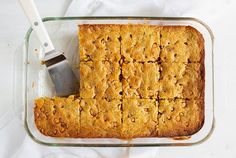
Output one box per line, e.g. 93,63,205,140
122,62,160,99
159,63,204,99
121,99,158,138
34,96,80,137
80,99,122,138
79,24,121,62
80,60,122,99
158,99,204,137
121,25,161,62
160,26,204,63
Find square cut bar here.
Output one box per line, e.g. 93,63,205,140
80,99,122,138
159,63,204,99
159,62,186,99
121,25,161,62
34,96,80,137
80,60,122,99
121,99,158,138
122,62,160,99
157,99,204,137
160,26,204,63
79,24,121,62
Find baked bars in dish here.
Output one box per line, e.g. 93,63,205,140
34,24,204,139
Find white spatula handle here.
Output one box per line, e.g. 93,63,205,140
19,0,55,54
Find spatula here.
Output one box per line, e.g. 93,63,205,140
19,0,79,96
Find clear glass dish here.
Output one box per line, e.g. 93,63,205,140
19,17,214,147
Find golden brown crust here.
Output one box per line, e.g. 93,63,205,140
80,99,122,138
34,96,80,137
122,62,160,99
186,26,205,64
159,63,186,99
34,24,205,139
34,97,204,138
159,63,204,99
121,25,161,62
160,26,204,63
80,60,122,99
79,24,121,62
121,99,158,139
179,63,205,99
157,98,204,137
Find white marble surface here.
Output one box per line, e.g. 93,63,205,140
0,0,236,157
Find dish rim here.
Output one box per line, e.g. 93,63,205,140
23,16,215,147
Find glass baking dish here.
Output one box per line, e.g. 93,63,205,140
18,17,214,147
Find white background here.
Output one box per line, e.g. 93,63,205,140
0,0,235,157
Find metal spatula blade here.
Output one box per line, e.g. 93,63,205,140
20,0,79,96
45,54,79,96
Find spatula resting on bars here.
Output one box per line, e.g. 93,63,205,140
19,0,79,96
